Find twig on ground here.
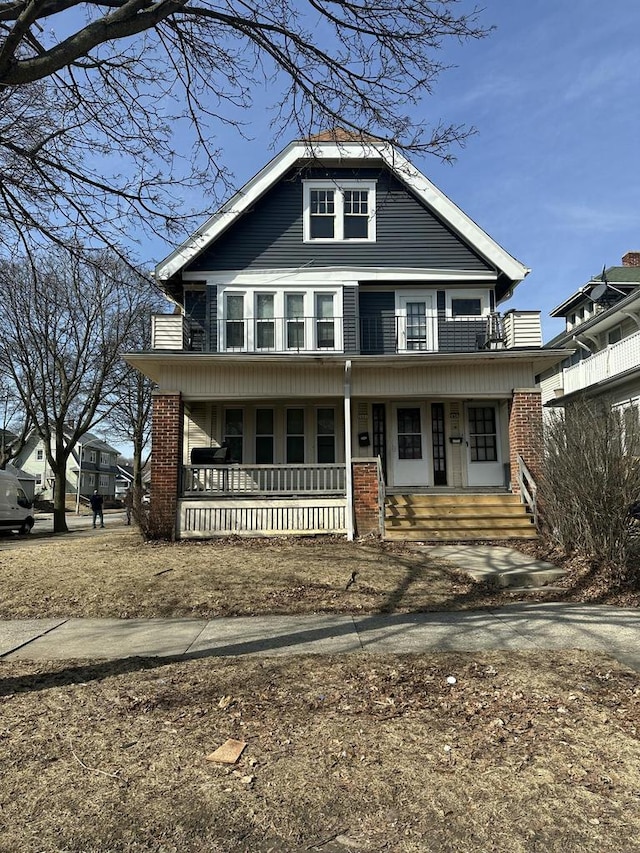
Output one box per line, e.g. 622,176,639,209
345,571,358,591
70,741,121,778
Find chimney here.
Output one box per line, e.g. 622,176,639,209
622,251,640,267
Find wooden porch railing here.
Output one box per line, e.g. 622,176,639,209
182,463,346,496
516,454,539,529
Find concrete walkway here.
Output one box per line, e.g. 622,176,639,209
2,604,640,670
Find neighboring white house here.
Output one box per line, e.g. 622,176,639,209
540,252,640,411
16,430,120,501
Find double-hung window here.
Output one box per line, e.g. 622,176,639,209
286,294,305,350
255,293,275,350
315,293,335,349
225,293,245,349
304,181,376,242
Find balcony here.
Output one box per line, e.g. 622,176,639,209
152,311,533,355
563,329,640,394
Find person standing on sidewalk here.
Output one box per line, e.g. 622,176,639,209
124,488,133,525
90,490,105,528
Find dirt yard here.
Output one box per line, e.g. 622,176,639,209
2,650,640,852
0,528,528,619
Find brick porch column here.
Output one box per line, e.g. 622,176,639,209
352,458,382,537
509,388,543,493
150,391,184,540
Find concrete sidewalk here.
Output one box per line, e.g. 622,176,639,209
2,604,640,671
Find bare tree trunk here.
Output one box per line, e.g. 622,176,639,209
53,465,69,534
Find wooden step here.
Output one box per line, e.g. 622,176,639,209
384,492,537,542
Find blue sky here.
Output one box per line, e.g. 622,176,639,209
146,0,640,342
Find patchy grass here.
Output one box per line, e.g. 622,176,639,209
2,650,640,852
0,528,525,619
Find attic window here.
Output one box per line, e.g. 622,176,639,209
303,180,376,242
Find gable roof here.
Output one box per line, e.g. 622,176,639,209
550,264,640,318
155,137,530,286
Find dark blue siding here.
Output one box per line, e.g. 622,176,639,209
343,286,358,354
359,291,396,354
186,167,493,274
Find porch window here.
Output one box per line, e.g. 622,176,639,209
256,293,275,350
286,294,305,350
286,408,305,463
255,408,274,464
224,408,244,462
225,294,245,349
468,406,497,462
315,293,335,349
316,408,335,463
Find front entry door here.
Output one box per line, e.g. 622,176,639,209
392,404,429,487
466,404,503,486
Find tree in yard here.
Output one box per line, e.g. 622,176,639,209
541,398,640,585
0,1,491,254
0,249,157,532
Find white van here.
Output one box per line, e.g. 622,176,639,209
0,469,35,534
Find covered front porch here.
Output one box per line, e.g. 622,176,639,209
145,355,546,540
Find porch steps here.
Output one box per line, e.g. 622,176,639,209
384,493,537,541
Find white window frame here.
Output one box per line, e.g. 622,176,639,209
445,289,490,320
396,290,438,352
218,286,342,353
89,450,97,463
36,448,43,461
99,474,109,490
303,180,376,243
100,452,110,465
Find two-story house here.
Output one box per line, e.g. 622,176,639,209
540,252,640,412
16,430,120,502
127,132,566,541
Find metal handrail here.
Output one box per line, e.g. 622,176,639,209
516,454,539,529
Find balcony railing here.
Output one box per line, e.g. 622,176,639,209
153,312,512,355
563,329,640,394
182,463,346,496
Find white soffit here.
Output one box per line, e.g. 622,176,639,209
155,140,530,284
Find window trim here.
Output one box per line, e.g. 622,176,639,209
445,289,489,320
302,180,376,243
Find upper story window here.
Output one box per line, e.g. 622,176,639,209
36,449,43,461
100,452,110,465
607,325,622,345
303,180,376,242
220,287,341,353
446,290,489,319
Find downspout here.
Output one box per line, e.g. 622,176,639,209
344,360,354,541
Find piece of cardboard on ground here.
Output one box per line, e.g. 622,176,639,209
206,739,247,764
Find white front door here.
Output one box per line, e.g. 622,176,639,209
392,404,429,487
466,403,504,486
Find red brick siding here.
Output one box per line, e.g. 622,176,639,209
508,390,543,492
353,460,381,537
150,392,184,539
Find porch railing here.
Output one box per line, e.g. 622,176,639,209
152,312,512,355
516,454,539,530
182,463,346,496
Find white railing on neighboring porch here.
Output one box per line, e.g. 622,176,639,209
563,329,640,394
182,463,346,496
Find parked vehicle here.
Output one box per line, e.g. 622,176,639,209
0,469,35,534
